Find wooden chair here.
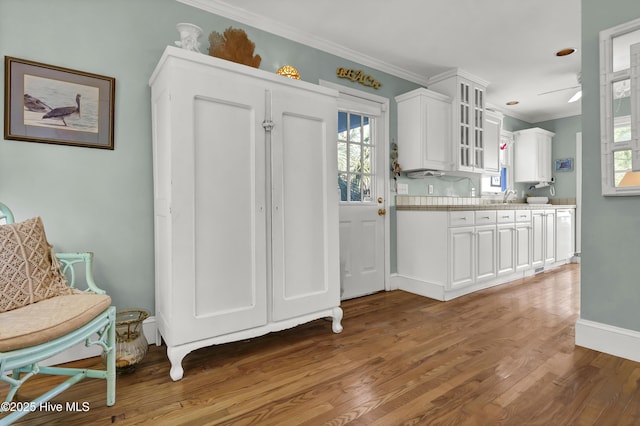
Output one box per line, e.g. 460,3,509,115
0,202,116,425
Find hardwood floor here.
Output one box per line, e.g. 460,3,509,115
5,264,640,425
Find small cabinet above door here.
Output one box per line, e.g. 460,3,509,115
396,88,452,171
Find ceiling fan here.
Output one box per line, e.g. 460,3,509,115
538,72,582,103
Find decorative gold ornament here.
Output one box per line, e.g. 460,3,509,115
336,67,382,89
276,65,301,80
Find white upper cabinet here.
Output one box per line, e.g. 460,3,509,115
484,109,503,174
427,69,490,173
396,88,452,171
513,128,555,183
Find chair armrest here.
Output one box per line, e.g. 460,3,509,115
55,252,107,295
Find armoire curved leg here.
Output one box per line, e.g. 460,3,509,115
166,346,191,381
331,307,343,333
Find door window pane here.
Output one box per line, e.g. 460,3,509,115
338,173,348,201
337,111,375,202
349,175,361,202
363,116,370,144
338,111,348,141
361,175,371,202
337,142,347,172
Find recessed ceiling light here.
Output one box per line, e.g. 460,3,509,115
506,101,519,106
556,48,577,57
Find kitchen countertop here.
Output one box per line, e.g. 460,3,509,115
395,195,576,211
396,203,576,211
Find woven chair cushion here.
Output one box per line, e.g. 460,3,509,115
0,293,112,351
0,217,73,313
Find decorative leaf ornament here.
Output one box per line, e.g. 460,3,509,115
208,27,261,68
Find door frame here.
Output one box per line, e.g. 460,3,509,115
319,80,391,292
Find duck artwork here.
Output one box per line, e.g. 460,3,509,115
42,93,81,126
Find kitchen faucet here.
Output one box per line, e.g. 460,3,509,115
503,188,517,203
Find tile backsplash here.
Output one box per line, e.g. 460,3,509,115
395,196,576,206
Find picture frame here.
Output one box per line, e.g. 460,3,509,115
555,158,574,172
4,56,115,149
490,175,501,187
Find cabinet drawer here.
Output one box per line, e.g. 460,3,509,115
496,210,515,223
475,210,497,225
449,211,475,227
515,210,532,223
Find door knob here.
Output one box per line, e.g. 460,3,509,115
378,208,386,216
377,197,383,204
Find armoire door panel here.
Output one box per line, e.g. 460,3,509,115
270,90,339,321
170,84,267,344
193,97,265,317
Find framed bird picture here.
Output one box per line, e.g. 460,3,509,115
4,56,115,149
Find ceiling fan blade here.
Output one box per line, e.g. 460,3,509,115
538,85,581,96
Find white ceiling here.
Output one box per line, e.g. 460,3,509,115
181,0,581,123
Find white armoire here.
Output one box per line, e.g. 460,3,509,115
149,46,343,381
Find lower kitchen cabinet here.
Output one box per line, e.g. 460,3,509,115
515,211,532,272
476,224,497,282
449,226,475,288
496,210,516,276
532,210,555,269
396,206,574,301
448,210,497,288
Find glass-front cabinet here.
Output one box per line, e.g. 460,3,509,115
428,69,491,173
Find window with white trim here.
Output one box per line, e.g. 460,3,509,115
600,18,640,194
337,111,376,202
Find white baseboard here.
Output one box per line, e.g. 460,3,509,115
575,318,640,363
41,316,158,366
391,274,445,300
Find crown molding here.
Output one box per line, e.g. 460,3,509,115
426,67,491,88
177,0,430,86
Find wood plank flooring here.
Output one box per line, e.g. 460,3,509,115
5,264,640,425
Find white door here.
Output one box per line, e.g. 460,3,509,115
336,94,386,300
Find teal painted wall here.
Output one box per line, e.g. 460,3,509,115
581,0,640,331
